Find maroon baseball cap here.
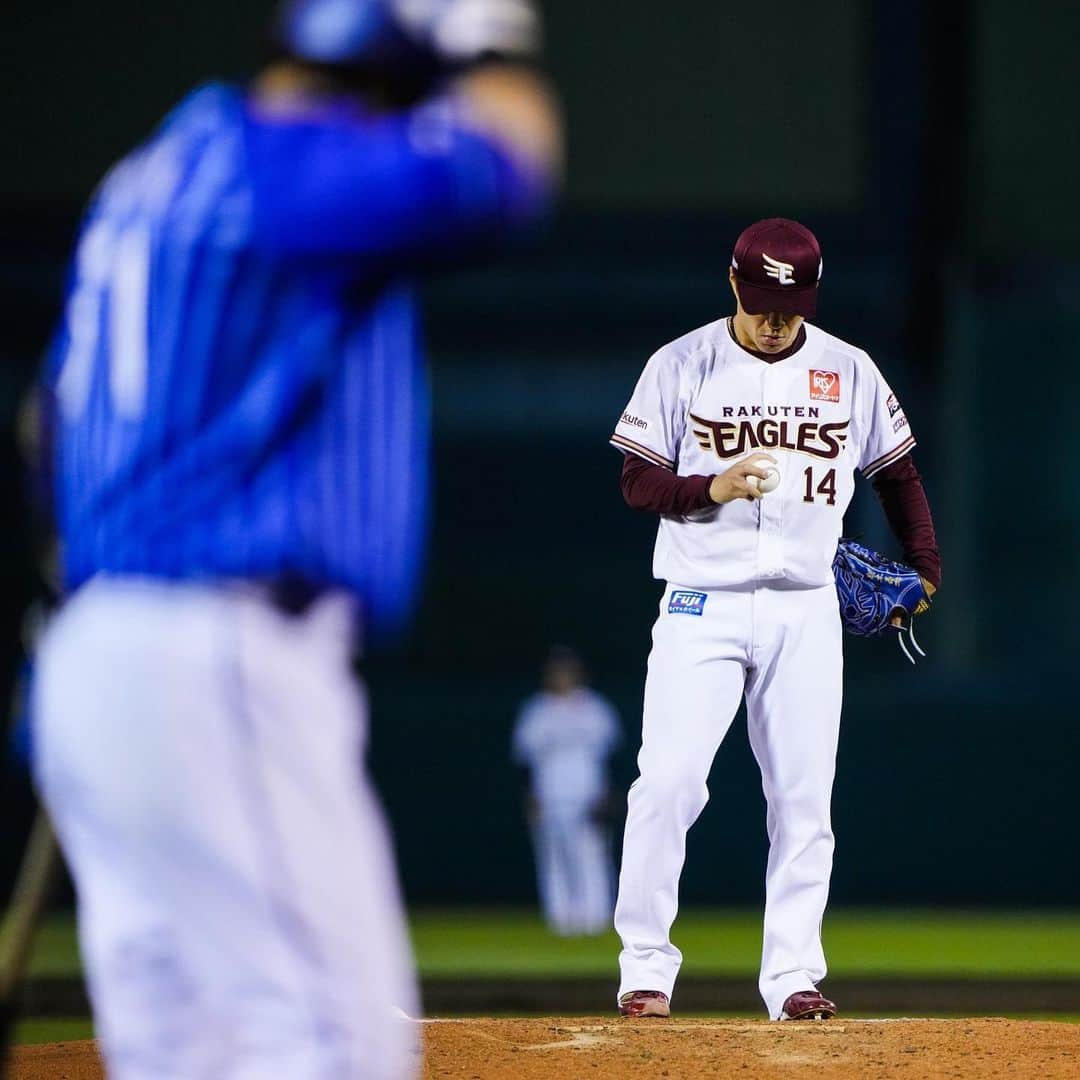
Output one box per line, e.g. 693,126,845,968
730,218,822,318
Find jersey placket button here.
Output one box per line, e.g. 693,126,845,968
757,366,784,577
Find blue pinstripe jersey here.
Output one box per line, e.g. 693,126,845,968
47,83,547,637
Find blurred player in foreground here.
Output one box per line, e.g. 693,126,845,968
31,1,561,1075
512,647,621,936
609,219,940,1021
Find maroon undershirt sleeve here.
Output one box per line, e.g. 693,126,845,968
870,454,942,587
620,452,715,517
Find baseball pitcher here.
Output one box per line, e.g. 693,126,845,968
610,219,941,1021
31,1,561,1076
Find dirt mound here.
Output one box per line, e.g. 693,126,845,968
425,1017,1078,1078
7,1039,103,1080
8,1018,1080,1078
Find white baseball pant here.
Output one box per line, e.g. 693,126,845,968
614,581,842,1019
531,801,614,935
33,577,418,1079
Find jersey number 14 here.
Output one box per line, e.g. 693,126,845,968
802,466,837,506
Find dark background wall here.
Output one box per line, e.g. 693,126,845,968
2,1,1077,907
3,1,866,210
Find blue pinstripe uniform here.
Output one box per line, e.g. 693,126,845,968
47,83,547,637
34,1,556,1067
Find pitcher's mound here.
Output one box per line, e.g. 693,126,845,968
8,1039,103,1080
428,1018,1076,1078
9,1018,1080,1078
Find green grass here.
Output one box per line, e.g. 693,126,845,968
413,908,1080,979
24,917,84,978
13,1018,95,1045
26,908,1080,980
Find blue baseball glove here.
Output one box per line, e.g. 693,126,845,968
832,539,930,662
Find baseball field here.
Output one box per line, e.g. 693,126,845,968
8,908,1080,1077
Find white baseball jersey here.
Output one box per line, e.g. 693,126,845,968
611,318,914,590
512,689,620,806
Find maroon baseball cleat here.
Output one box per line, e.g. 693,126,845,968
780,990,837,1020
618,990,671,1018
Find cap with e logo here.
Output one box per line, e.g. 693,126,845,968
730,217,822,319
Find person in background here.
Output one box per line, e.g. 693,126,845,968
512,647,621,936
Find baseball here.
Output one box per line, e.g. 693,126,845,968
747,464,781,494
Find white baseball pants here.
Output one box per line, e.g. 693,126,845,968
33,577,418,1079
614,581,842,1019
531,802,614,935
